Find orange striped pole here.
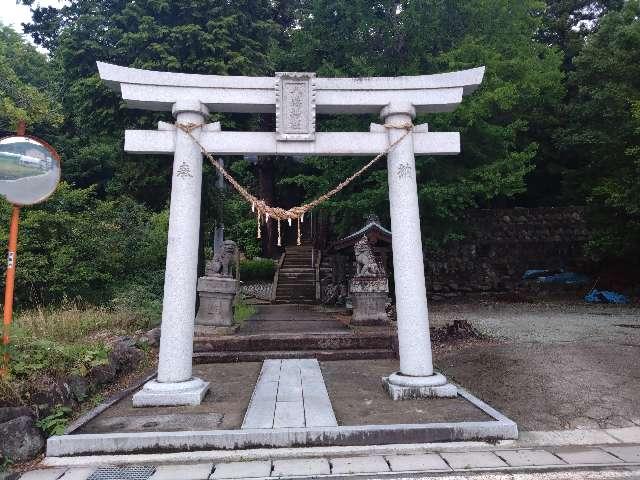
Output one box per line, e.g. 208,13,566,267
1,206,20,375
1,120,26,376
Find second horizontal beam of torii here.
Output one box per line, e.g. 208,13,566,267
126,122,460,156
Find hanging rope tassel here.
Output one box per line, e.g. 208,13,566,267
277,219,282,247
256,211,261,239
174,121,412,233
297,218,301,246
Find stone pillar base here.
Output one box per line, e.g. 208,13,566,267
195,276,237,327
382,372,457,400
132,378,209,407
350,277,389,326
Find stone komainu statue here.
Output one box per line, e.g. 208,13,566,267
206,240,238,277
354,235,385,277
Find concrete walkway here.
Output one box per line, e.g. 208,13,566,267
242,359,337,429
26,426,640,479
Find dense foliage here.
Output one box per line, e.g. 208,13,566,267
0,0,638,309
240,258,276,282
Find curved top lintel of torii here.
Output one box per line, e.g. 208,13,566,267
97,62,485,115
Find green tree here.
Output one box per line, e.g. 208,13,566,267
559,1,640,262
538,0,625,70
0,24,62,133
0,183,168,307
22,0,279,205
276,0,565,244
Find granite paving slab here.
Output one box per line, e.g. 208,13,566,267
271,458,330,477
440,451,508,469
330,456,390,474
210,461,271,479
385,453,451,472
242,359,337,429
495,449,566,467
554,448,625,465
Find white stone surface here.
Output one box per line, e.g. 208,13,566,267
383,377,458,400
133,100,209,407
242,359,337,429
441,451,508,469
494,449,566,467
602,446,640,462
330,456,390,474
97,62,485,114
124,130,461,156
271,458,330,476
273,401,305,428
515,429,620,447
157,101,206,383
19,469,67,480
383,103,432,378
606,426,640,443
381,102,456,398
150,463,213,480
210,461,271,479
133,377,209,407
554,448,625,465
386,453,451,472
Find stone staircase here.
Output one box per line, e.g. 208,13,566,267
274,244,316,304
193,304,396,363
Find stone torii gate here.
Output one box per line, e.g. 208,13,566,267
98,62,484,407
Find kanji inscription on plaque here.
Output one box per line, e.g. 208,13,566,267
275,72,316,141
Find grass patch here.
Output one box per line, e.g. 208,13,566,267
233,294,256,326
0,304,157,403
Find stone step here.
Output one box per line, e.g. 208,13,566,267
277,284,315,289
238,321,345,334
193,332,394,352
276,285,315,291
278,275,315,280
193,348,395,363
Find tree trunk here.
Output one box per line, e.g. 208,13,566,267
257,156,277,258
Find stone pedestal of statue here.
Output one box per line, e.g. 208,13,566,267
195,276,237,329
350,276,389,326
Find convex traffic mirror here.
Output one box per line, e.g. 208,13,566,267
0,136,61,205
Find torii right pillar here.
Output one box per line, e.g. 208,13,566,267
381,101,457,400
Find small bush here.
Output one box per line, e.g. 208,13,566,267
36,405,72,436
240,258,276,282
233,294,256,325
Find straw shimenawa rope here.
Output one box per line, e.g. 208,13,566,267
176,122,413,245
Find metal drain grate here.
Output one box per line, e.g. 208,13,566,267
88,465,156,480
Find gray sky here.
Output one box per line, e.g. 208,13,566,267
1,0,69,49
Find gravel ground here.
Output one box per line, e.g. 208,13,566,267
429,301,640,344
428,300,640,431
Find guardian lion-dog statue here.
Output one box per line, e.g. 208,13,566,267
354,235,385,277
206,240,238,277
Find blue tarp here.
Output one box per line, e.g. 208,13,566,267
584,289,629,304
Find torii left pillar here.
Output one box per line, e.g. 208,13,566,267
133,100,210,406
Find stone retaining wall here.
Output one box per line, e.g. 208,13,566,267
425,207,589,296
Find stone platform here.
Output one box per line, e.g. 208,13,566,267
192,304,397,363
47,359,516,457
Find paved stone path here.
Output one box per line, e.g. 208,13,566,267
242,359,337,429
20,429,640,478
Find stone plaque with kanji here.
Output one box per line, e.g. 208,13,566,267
275,72,316,141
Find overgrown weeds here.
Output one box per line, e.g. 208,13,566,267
233,294,256,326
